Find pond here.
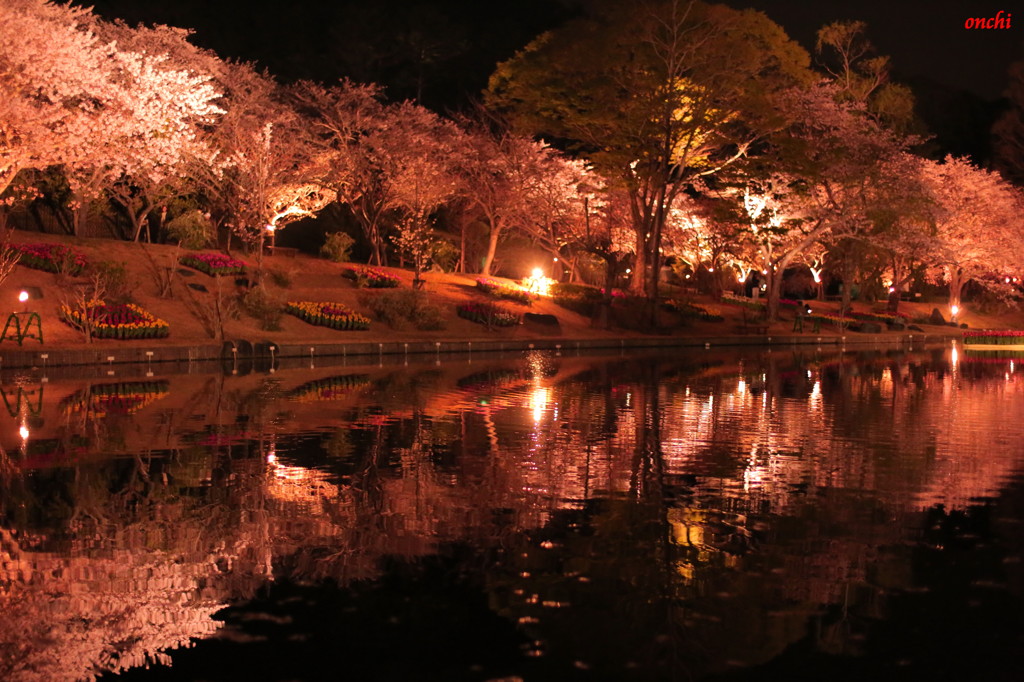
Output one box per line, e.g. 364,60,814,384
1,345,1023,681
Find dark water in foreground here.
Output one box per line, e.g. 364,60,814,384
1,346,1023,681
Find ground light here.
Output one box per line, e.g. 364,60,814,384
524,268,554,296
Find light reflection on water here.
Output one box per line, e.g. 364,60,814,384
1,346,1023,680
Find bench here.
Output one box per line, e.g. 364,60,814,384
267,246,299,258
738,308,769,335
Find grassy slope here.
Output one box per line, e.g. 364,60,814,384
2,230,1018,349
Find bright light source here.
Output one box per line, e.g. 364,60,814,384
523,270,554,296
18,291,29,303
625,268,631,274
19,426,29,440
951,304,960,316
888,287,895,293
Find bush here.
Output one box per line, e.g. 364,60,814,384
165,210,213,249
665,299,724,322
429,240,459,272
241,285,284,331
92,260,132,304
358,289,446,331
551,282,604,317
320,231,355,263
269,268,293,288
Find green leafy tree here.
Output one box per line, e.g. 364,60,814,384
487,0,814,322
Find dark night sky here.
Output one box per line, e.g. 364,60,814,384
85,0,1023,103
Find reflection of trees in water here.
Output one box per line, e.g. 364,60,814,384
1,350,1022,679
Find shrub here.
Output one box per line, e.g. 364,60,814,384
320,232,355,263
269,268,293,288
429,240,459,272
665,299,724,322
358,289,445,330
93,260,132,304
241,285,283,331
551,282,604,316
166,210,213,249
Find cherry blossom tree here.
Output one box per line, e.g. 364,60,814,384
1,1,223,237
503,148,596,282
921,156,1024,314
196,62,331,279
722,82,908,319
0,0,116,196
98,21,227,242
387,105,469,284
457,129,574,276
288,79,390,263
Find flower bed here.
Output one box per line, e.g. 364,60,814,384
853,310,909,325
287,374,371,402
58,301,170,339
722,293,802,310
457,302,521,327
61,381,170,418
12,243,87,274
345,266,400,288
179,252,247,276
285,301,370,331
963,330,1024,345
665,299,724,322
476,277,533,305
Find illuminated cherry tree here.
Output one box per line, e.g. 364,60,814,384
921,155,1024,314
1,1,223,237
99,22,227,242
288,79,391,263
387,104,470,283
458,130,578,276
724,82,908,319
0,0,116,196
198,63,331,278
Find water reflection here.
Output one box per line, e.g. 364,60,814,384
1,347,1023,680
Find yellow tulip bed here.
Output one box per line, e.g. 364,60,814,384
58,301,170,339
285,301,371,331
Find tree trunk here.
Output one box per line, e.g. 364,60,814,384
766,268,782,321
480,221,501,276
